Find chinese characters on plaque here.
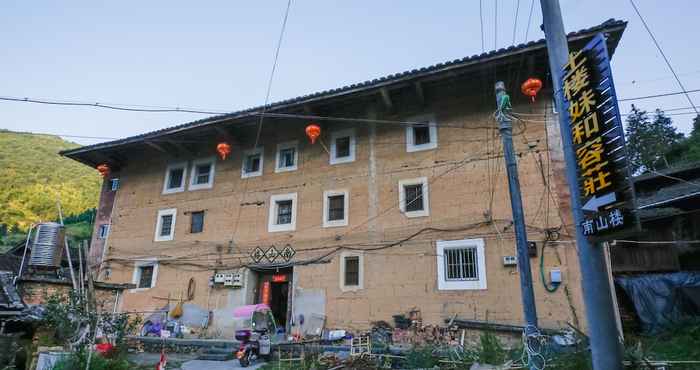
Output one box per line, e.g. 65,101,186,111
562,33,635,237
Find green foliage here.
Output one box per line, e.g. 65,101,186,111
0,130,100,230
404,346,439,368
476,332,506,365
41,291,140,355
625,105,685,173
52,349,130,370
665,114,700,166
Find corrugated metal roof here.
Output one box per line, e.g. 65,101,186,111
61,19,626,159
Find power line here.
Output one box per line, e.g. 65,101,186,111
524,0,535,42
629,0,699,115
512,0,521,45
618,88,700,102
480,0,485,53
0,130,118,141
253,0,292,149
494,0,498,50
0,96,224,114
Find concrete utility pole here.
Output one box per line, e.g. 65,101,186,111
539,0,624,368
494,82,539,356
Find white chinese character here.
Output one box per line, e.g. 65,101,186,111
596,215,609,231
581,219,595,235
608,209,624,228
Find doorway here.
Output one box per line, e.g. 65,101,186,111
256,268,292,330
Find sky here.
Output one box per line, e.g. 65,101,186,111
1,1,699,145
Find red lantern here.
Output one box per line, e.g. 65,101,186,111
521,78,543,103
96,164,110,178
216,142,231,160
305,123,321,144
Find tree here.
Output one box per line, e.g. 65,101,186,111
666,114,700,165
625,105,685,173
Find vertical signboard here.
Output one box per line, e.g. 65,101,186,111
562,33,636,237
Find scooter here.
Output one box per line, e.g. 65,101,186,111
235,328,271,367
232,304,276,367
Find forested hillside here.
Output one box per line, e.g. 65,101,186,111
0,130,101,231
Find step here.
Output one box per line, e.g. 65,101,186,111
197,353,234,361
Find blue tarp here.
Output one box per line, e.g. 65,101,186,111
616,272,700,333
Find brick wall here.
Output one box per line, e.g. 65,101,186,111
96,93,586,333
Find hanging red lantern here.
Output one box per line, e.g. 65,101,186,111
305,123,321,144
216,142,232,160
521,78,543,103
96,164,110,178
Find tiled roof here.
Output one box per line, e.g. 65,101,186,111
61,19,626,158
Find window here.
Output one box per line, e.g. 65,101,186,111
330,129,356,164
339,252,363,291
98,224,110,239
268,193,297,232
275,141,298,172
404,184,424,212
110,178,120,191
405,114,438,152
162,162,187,194
323,190,349,227
437,238,487,290
190,211,204,233
398,177,429,217
154,208,177,241
241,148,264,178
132,259,158,290
189,157,216,190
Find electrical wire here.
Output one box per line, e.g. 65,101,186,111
479,0,485,53
253,0,292,149
494,0,498,50
618,88,700,102
629,0,698,115
524,0,535,42
512,0,521,45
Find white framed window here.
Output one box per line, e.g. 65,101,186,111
131,259,159,291
110,178,120,191
330,129,356,165
154,208,177,242
398,177,429,218
339,251,363,291
323,190,349,227
437,238,487,290
268,193,297,232
189,157,216,190
275,141,298,173
405,113,438,152
241,147,264,178
162,161,187,194
97,224,110,239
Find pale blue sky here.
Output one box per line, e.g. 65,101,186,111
1,1,698,145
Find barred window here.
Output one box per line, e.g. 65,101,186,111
404,184,424,212
159,215,173,237
444,247,479,280
328,195,345,221
137,265,154,289
344,256,359,286
276,200,293,225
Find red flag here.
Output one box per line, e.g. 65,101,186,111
156,350,167,370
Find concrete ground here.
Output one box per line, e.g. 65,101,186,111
128,352,265,369
180,359,265,369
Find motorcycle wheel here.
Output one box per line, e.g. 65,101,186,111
239,351,251,367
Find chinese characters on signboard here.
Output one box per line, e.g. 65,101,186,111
562,33,634,237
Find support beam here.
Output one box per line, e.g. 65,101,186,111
379,88,393,111
145,141,168,153
414,81,425,106
167,140,195,156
